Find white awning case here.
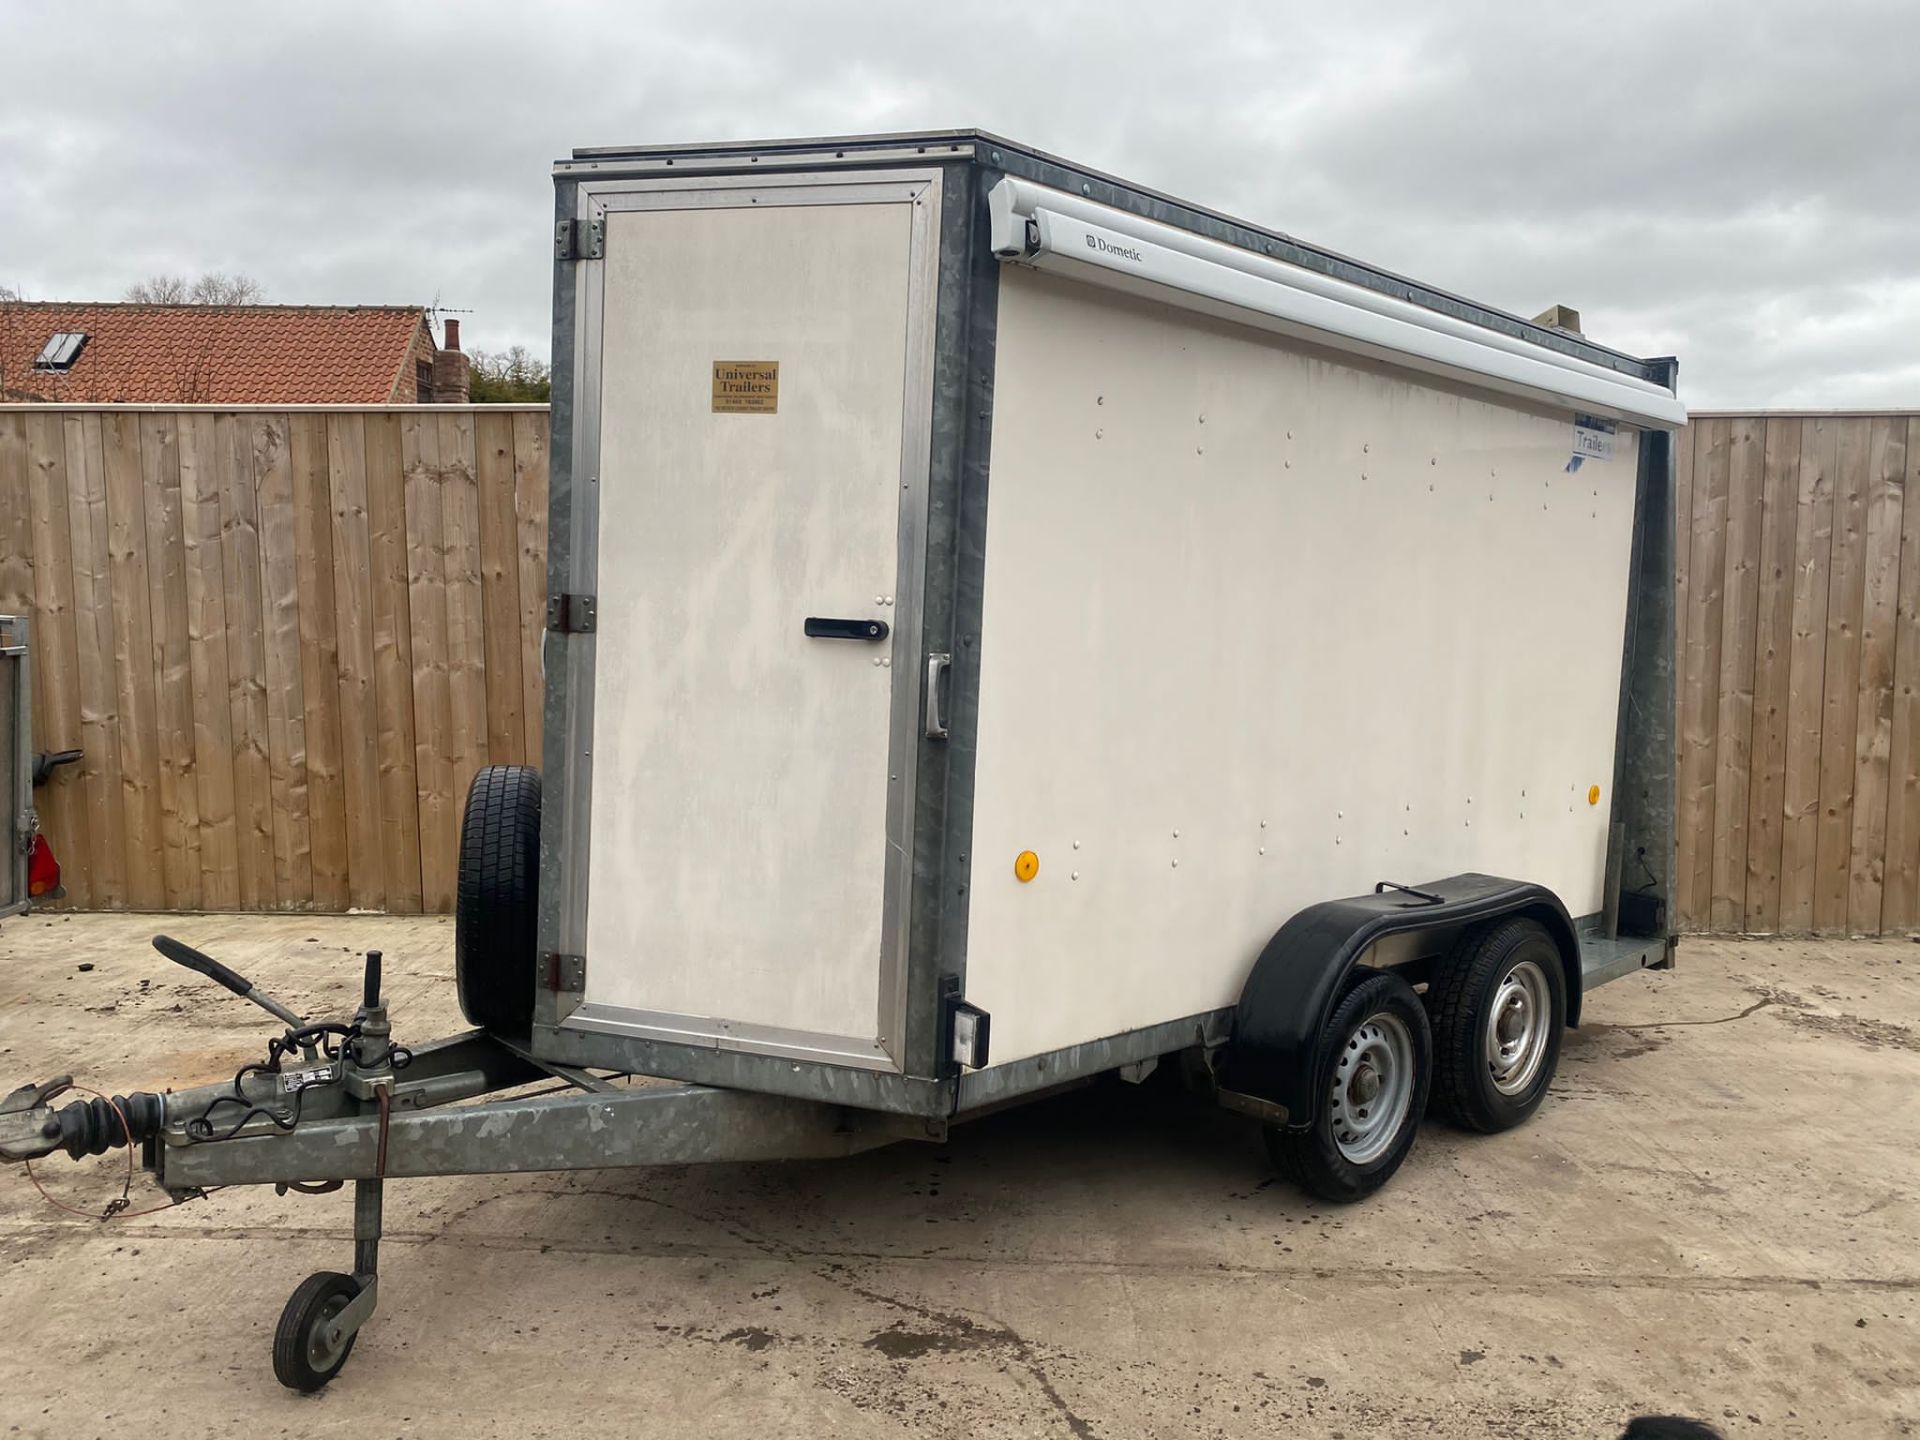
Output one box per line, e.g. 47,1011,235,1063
987,177,1687,432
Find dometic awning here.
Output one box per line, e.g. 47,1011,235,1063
987,177,1687,432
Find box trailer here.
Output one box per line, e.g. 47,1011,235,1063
0,132,1686,1390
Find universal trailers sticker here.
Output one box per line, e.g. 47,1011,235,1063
712,360,779,414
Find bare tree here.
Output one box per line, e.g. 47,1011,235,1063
0,284,21,301
188,272,264,305
125,271,264,305
125,274,190,303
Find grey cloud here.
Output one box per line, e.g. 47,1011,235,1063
2,0,1914,407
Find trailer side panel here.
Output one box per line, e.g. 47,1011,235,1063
965,266,1641,1066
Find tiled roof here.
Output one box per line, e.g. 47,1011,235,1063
0,302,429,404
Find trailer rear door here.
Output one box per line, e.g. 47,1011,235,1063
569,174,939,1070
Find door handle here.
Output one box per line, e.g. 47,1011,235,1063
925,652,952,739
804,617,890,641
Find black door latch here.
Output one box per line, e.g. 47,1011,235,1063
804,617,889,641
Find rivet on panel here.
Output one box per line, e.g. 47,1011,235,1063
1071,870,1080,881
1173,828,1181,838
1095,428,1104,440
1072,839,1081,849
881,658,890,668
1171,858,1179,868
1260,819,1268,828
1258,845,1266,856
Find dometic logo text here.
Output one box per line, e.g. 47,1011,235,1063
1086,233,1146,263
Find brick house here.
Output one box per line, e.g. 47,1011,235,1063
0,302,470,404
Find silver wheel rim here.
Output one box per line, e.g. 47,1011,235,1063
306,1293,351,1372
1328,1011,1415,1165
1486,959,1552,1096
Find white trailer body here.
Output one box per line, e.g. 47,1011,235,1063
534,131,1686,1123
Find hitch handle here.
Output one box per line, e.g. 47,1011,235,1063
152,934,308,1032
154,933,252,998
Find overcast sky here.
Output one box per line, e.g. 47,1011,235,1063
4,1,1915,408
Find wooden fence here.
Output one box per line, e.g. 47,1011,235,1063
0,405,548,914
9,402,1920,933
1677,412,1920,935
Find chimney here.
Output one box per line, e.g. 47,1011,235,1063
431,318,470,403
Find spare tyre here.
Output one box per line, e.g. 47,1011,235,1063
454,764,541,1034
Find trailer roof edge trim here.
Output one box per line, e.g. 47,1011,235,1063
989,178,1687,432
559,130,1665,383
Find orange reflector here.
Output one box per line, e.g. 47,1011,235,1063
1014,850,1039,883
1587,784,1601,806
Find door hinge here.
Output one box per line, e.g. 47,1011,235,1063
544,953,585,992
554,217,605,261
546,593,597,634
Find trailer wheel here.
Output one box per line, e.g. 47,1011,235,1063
1428,917,1566,1132
272,1271,362,1392
455,764,541,1035
1264,968,1431,1203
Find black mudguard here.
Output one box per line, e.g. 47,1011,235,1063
1217,873,1580,1127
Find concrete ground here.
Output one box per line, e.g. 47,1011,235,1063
0,916,1915,1439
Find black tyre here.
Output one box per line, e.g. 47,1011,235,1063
273,1270,362,1393
1265,968,1432,1204
455,764,541,1034
1428,917,1567,1133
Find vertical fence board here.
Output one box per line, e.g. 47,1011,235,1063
102,413,165,908
1708,418,1765,929
1779,418,1839,931
0,417,31,616
1813,419,1874,931
1884,416,1920,931
24,413,90,905
512,412,549,766
476,411,525,763
1677,420,1731,927
363,412,423,912
140,413,203,909
216,414,273,909
180,412,239,908
1673,413,1696,800
291,415,350,910
404,416,456,911
254,414,313,909
62,414,127,906
327,413,385,912
1743,418,1801,930
1847,418,1907,931
440,412,489,824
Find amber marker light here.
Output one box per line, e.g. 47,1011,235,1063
1014,850,1040,882
1588,785,1601,806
